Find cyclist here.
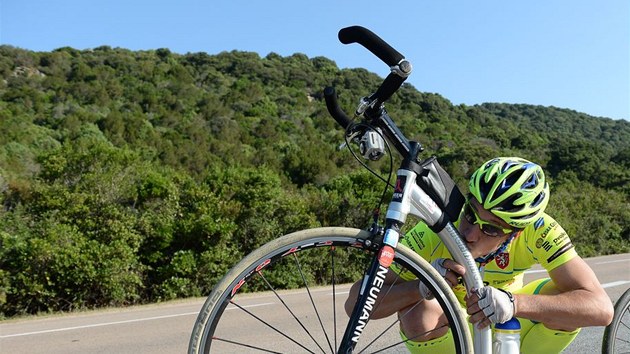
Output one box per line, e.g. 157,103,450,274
345,157,614,353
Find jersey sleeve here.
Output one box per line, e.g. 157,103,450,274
525,214,578,271
390,222,440,281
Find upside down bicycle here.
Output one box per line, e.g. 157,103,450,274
189,25,487,354
187,26,628,354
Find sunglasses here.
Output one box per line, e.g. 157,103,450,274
462,200,517,237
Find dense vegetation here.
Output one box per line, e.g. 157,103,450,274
0,45,628,318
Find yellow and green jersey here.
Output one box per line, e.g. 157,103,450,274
392,212,577,305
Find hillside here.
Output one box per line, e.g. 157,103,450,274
0,45,628,317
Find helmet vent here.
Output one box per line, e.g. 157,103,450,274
531,189,547,207
497,193,523,212
501,160,519,173
480,175,496,201
499,170,523,194
522,172,539,190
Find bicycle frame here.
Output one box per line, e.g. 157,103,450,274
326,26,492,354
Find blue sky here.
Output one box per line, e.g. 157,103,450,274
2,0,628,120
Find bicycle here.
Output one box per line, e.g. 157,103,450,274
189,26,493,353
602,287,630,353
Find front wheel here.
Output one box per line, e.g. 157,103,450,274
602,287,630,354
189,227,472,353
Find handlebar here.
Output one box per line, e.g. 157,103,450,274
323,86,352,130
337,26,412,110
338,26,404,67
324,26,414,157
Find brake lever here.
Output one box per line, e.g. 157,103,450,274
338,130,362,150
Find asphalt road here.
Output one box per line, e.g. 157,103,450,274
1,253,629,353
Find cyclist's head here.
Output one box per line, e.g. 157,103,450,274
469,157,549,229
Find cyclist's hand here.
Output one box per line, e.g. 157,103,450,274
418,258,465,299
466,286,515,328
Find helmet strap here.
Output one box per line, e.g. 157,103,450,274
475,231,520,266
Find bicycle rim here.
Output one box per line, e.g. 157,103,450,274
603,287,630,354
189,227,472,353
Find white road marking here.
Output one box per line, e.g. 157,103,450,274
595,259,630,265
225,302,274,310
0,312,198,338
1,303,275,339
524,257,630,274
602,280,630,289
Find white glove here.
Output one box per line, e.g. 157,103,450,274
418,258,449,300
475,286,515,324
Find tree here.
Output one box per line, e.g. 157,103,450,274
0,44,628,317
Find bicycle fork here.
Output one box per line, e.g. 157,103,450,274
338,154,442,353
338,235,398,353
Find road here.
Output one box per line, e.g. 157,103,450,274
1,253,629,353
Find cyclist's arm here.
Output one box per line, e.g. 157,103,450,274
511,256,614,330
344,258,465,319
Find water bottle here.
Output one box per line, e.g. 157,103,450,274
493,317,521,354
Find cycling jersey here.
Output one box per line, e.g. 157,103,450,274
392,212,577,305
400,278,581,353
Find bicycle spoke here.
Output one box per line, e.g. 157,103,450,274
359,317,451,353
355,277,403,353
291,252,334,354
357,317,401,353
614,336,630,345
356,269,418,352
229,300,316,354
359,297,451,354
614,307,630,352
331,246,338,351
258,265,325,353
404,323,451,342
619,315,630,332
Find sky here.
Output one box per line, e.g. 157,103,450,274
1,0,628,121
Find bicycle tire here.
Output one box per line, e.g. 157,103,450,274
188,227,472,353
602,287,630,354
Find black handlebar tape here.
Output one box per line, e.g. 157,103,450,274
323,86,352,129
338,26,404,67
371,72,407,106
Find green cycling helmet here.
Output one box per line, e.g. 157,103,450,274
469,157,549,228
